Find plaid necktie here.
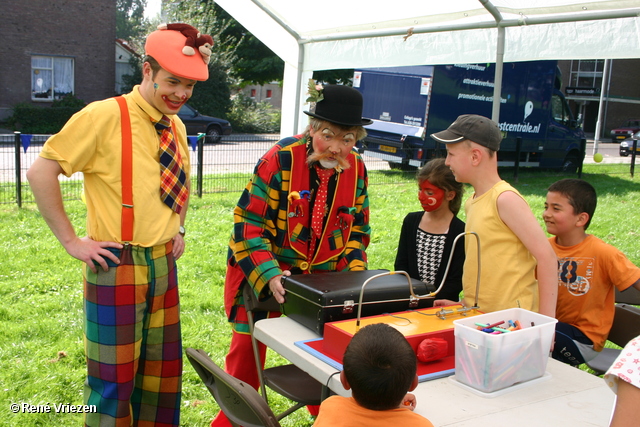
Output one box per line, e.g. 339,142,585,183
308,166,334,256
155,115,188,214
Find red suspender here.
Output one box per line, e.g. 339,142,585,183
115,96,134,242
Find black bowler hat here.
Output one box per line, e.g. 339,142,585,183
304,85,373,127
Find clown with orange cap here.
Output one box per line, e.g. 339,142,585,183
27,24,211,426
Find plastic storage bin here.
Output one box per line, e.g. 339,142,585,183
453,308,557,393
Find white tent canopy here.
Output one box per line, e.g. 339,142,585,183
216,0,640,135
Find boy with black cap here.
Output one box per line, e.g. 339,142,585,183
431,114,557,318
212,83,372,426
27,23,211,426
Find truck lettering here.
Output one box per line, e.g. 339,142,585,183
404,115,422,125
454,64,487,71
463,78,494,88
499,122,542,133
457,93,507,103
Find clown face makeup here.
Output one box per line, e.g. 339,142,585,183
308,122,356,170
141,64,195,116
418,180,446,212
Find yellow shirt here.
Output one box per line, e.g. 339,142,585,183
40,86,190,246
462,180,539,313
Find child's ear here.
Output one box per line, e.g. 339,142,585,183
340,370,351,390
576,212,590,228
408,374,419,391
446,190,456,201
470,146,483,165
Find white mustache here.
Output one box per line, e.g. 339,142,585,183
307,151,351,170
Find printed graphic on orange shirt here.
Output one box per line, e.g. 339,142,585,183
557,256,594,296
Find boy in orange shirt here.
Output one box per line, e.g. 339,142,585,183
313,323,434,427
544,178,640,365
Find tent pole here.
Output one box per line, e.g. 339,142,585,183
479,0,505,123
593,58,611,154
293,43,305,133
492,26,505,123
299,9,640,44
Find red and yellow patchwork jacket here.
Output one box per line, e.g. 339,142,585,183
224,135,370,327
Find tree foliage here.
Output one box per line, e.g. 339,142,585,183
313,69,354,85
187,62,232,120
120,56,143,95
116,0,147,41
115,0,353,122
216,8,284,86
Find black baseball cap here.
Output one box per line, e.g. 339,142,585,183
431,114,502,151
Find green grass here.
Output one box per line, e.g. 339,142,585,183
1,165,639,426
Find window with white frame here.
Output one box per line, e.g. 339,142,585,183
569,59,604,88
31,56,74,101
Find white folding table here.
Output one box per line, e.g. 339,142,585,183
253,316,614,427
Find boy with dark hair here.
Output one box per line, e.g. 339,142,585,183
313,323,434,426
544,178,640,366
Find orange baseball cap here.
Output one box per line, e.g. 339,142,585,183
144,28,209,81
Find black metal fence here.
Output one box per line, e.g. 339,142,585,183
5,132,635,206
0,132,399,206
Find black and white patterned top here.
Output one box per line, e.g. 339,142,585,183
395,212,465,303
416,228,447,286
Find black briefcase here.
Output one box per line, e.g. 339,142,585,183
280,270,435,334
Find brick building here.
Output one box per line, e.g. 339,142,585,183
559,59,640,139
1,0,116,121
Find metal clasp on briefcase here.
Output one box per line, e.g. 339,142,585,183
343,300,355,313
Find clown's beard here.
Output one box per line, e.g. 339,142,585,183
307,151,351,170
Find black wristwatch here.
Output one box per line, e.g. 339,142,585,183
179,225,186,236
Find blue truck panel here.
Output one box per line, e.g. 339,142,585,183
356,61,584,170
359,66,433,128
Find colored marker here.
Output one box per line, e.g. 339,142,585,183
474,321,505,329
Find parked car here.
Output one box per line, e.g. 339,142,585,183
610,119,640,143
619,132,640,157
177,103,232,143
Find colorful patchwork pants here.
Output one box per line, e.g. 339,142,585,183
83,242,182,427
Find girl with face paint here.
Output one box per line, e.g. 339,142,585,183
394,158,466,304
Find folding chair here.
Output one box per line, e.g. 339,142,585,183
614,285,640,305
243,282,323,420
585,303,640,375
185,348,281,427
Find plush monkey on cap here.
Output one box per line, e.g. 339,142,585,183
157,23,214,64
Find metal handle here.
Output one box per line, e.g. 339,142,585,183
355,270,413,331
426,231,481,309
356,231,481,330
